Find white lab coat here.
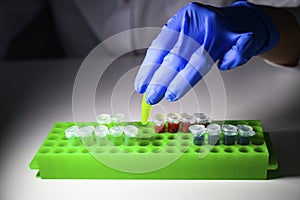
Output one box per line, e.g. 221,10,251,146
0,0,299,58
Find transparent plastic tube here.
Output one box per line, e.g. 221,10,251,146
111,114,125,126
237,124,255,145
64,125,80,145
96,114,111,125
123,125,139,146
222,124,237,145
193,113,211,127
78,126,95,146
94,125,109,146
207,124,221,145
167,113,180,133
141,94,152,125
181,113,196,133
153,113,166,133
189,125,206,146
109,126,123,146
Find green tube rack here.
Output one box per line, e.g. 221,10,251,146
29,120,278,179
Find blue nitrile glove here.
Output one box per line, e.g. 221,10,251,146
134,1,279,105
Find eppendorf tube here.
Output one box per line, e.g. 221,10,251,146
222,124,237,145
154,113,166,133
78,126,95,146
64,125,79,145
111,114,125,126
237,124,256,145
94,125,109,146
124,125,139,146
96,114,111,125
167,113,180,133
189,125,206,146
193,113,211,127
181,113,196,133
109,126,123,146
207,124,221,145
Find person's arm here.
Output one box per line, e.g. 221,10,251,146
259,6,300,66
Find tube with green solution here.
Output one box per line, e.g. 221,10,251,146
141,94,152,125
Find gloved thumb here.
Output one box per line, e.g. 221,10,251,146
218,32,253,70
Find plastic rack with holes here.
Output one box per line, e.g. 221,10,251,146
29,120,278,179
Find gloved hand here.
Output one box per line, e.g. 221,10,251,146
134,1,279,105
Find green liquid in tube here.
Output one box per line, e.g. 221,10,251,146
141,94,152,125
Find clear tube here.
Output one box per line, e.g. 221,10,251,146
167,113,180,133
207,124,221,145
111,114,125,126
189,125,206,146
222,124,237,145
94,125,109,146
193,113,211,127
64,125,80,145
154,113,166,133
96,114,111,125
237,124,255,145
78,126,95,146
109,126,123,146
181,113,196,133
123,125,139,146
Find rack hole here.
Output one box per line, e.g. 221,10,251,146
152,148,161,153
67,148,77,153
194,147,204,153
252,137,264,145
254,147,264,153
181,135,191,140
123,148,133,153
48,135,59,140
54,148,64,153
180,148,190,153
181,141,190,146
152,141,163,146
139,141,150,146
138,148,148,153
51,128,62,134
168,135,175,140
166,148,176,153
110,148,119,153
70,140,81,146
39,148,50,154
224,147,234,153
211,147,219,153
94,148,105,153
44,141,55,147
142,129,152,134
153,135,164,140
81,148,89,153
239,147,249,153
168,141,177,146
58,141,68,147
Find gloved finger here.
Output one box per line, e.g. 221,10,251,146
165,46,214,101
145,31,201,104
145,53,187,105
134,49,168,93
218,32,253,70
134,27,180,94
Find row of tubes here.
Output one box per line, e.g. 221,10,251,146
64,114,138,146
64,113,256,147
154,113,211,133
154,113,256,146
